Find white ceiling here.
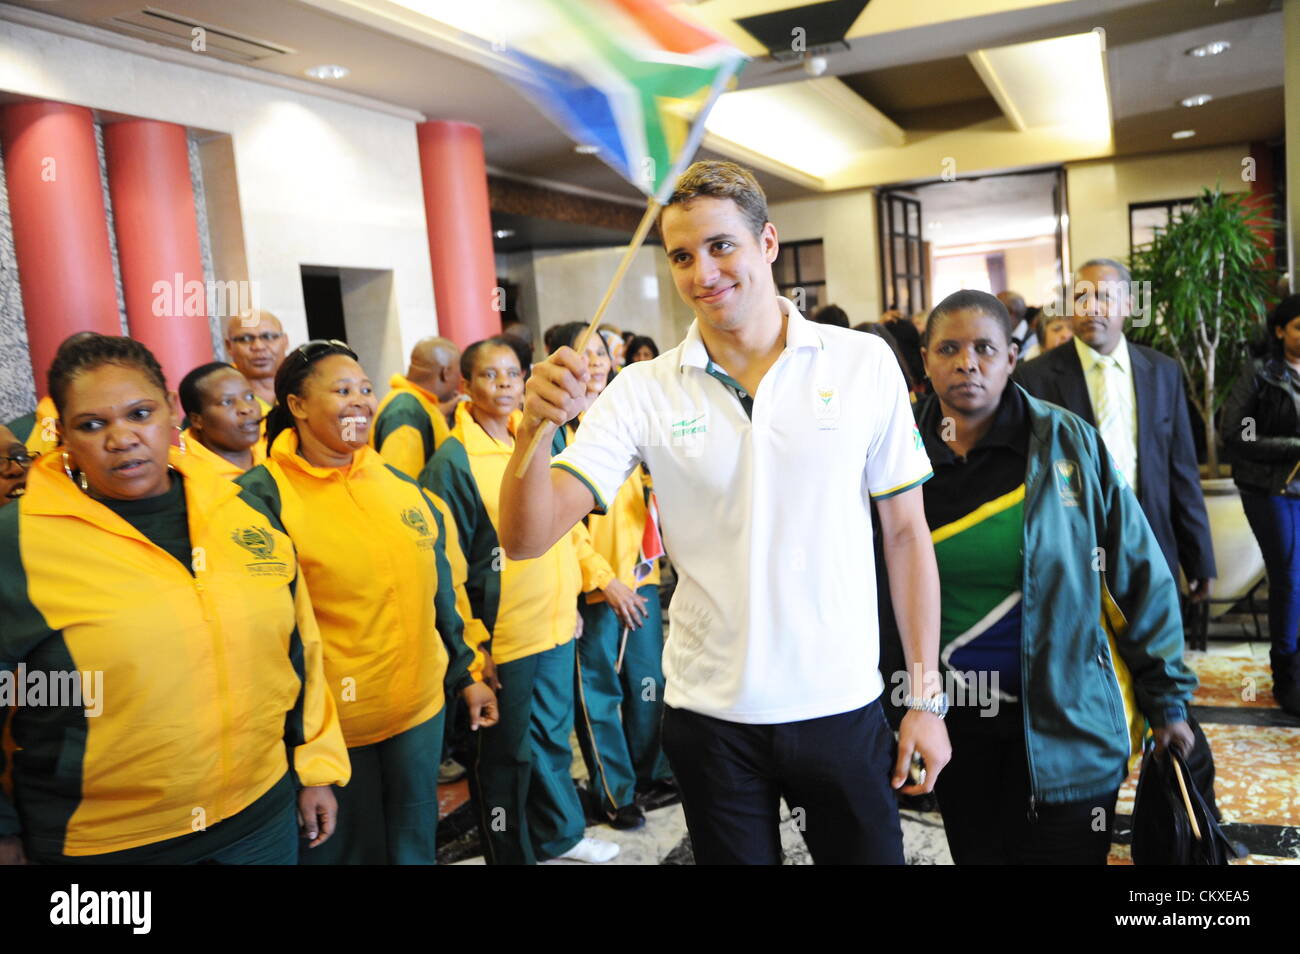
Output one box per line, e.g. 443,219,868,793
911,171,1059,249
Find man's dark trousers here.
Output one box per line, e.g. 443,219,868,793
661,699,905,864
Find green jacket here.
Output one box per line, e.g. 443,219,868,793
917,388,1197,805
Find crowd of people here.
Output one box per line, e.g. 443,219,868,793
1,158,1297,866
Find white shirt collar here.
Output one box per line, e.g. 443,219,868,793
1075,333,1131,375
678,296,820,372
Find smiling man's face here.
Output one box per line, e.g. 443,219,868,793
662,196,779,333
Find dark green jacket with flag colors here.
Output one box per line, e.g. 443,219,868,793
900,387,1197,806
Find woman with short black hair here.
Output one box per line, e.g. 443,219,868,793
0,333,348,865
898,290,1197,864
177,361,264,477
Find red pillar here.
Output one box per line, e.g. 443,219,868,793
1,102,120,398
416,121,499,347
105,119,213,390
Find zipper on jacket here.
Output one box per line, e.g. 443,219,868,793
1021,455,1041,825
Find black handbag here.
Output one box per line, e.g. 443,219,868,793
1131,741,1237,865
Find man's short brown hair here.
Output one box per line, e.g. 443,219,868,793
660,160,769,240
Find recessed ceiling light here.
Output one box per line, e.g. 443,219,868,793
574,144,600,155
1186,41,1231,57
305,64,350,80
1172,129,1197,140
1180,93,1213,108
493,229,515,240
927,221,942,229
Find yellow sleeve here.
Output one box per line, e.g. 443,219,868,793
377,425,427,481
570,521,615,594
428,493,488,681
290,570,352,787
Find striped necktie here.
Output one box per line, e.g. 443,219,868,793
1091,355,1136,486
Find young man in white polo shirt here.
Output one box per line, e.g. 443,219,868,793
500,161,950,864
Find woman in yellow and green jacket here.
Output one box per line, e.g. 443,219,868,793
0,334,348,866
422,337,620,865
551,323,673,829
177,362,266,479
241,339,496,865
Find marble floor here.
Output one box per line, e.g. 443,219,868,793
436,626,1298,865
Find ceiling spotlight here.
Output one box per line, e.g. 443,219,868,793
804,55,828,77
574,144,600,155
305,64,350,80
493,229,515,240
927,221,942,230
1180,93,1213,108
1186,41,1230,57
1172,129,1197,140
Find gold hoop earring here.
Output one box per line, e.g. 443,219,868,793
62,451,88,492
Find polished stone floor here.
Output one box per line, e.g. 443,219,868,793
438,619,1299,865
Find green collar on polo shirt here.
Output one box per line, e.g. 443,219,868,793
678,296,823,374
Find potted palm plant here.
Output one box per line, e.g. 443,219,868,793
1128,185,1278,611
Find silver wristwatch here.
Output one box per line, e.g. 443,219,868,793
903,693,949,719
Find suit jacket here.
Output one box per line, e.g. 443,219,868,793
1013,339,1216,583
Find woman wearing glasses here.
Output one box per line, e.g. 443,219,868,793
0,424,34,505
239,339,499,864
0,333,349,865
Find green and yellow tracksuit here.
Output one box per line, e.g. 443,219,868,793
422,403,611,863
372,374,453,480
567,419,671,815
0,447,350,863
180,431,266,480
238,429,484,864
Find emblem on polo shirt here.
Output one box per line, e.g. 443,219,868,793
814,385,839,429
1053,459,1081,507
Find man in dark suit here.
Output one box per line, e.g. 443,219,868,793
1014,258,1216,600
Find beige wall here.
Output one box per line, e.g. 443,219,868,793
1065,144,1252,269
769,188,881,325
498,246,693,354
0,18,436,385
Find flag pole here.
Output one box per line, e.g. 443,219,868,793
514,196,661,478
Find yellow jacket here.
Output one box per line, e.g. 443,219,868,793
372,374,453,479
22,394,58,457
422,403,613,665
0,447,349,857
240,429,484,748
181,431,266,480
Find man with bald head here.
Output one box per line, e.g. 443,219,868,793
224,310,288,413
372,336,462,478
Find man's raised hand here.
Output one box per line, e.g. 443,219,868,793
523,346,597,428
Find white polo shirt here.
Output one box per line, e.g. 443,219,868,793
554,298,932,724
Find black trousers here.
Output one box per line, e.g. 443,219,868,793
934,700,1118,865
661,699,904,865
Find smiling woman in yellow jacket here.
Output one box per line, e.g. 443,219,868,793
0,335,349,866
423,337,620,865
241,339,497,865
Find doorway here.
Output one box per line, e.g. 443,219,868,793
876,168,1068,323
